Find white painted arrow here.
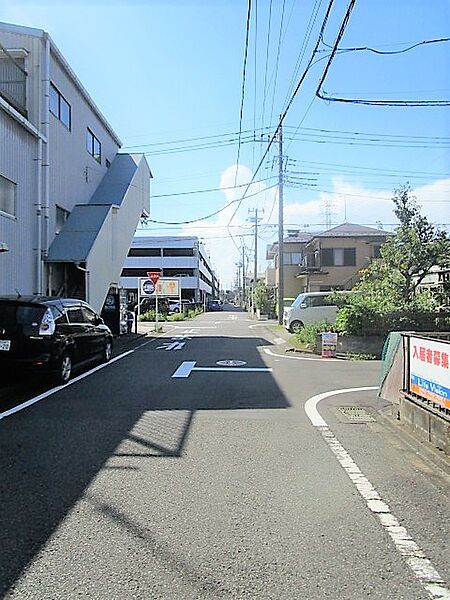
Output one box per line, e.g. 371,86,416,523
172,361,272,378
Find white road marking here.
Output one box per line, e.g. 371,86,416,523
264,347,337,362
0,327,177,421
305,387,378,426
157,341,186,351
305,387,450,600
172,361,197,378
0,350,134,421
171,361,272,379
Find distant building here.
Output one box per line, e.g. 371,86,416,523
297,223,388,292
266,231,318,300
266,223,389,299
120,236,219,304
0,21,151,311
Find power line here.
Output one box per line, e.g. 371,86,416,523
145,184,277,225
317,32,450,106
227,0,337,233
235,0,253,185
151,176,275,199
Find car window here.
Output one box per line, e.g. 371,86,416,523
309,296,326,308
81,306,98,324
291,294,305,309
0,303,45,327
50,305,67,324
67,307,85,324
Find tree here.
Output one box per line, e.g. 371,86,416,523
331,185,450,335
380,184,450,303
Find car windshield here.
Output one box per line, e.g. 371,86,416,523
291,294,305,309
0,303,46,328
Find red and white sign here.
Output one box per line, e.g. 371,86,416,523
147,271,161,285
409,336,450,409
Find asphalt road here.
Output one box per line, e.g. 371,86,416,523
0,307,448,599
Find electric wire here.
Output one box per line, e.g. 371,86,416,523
146,184,278,225
316,29,450,106
235,0,253,186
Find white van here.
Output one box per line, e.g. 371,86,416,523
283,291,339,333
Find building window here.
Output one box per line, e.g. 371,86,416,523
163,248,194,257
55,205,70,234
86,129,101,163
0,175,16,217
283,252,302,266
321,247,356,267
128,247,161,257
49,83,71,130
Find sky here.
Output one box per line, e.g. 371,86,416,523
1,0,449,288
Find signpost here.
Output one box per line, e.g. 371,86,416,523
137,274,181,331
147,272,161,330
321,332,338,358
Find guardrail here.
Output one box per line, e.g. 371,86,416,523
402,332,450,420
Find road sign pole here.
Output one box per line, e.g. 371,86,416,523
155,289,159,331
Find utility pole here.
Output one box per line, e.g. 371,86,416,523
277,122,284,325
248,207,263,314
241,243,246,307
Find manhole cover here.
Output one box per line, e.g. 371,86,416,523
337,406,376,423
216,360,247,367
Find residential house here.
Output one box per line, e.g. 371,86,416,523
297,223,388,292
265,223,389,299
265,231,316,300
120,236,219,305
0,21,151,312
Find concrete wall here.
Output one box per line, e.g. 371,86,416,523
399,396,450,455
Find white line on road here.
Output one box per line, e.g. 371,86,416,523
305,387,450,600
305,387,378,426
264,347,337,362
0,350,135,421
172,361,197,378
171,361,272,379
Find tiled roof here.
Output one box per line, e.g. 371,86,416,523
314,223,388,238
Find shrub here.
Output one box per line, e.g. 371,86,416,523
294,320,335,349
167,313,185,322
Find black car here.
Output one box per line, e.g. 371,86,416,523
0,296,113,384
207,299,223,311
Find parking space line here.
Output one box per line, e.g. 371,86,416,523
0,350,134,421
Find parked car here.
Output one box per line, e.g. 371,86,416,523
283,292,339,333
207,299,223,311
0,296,113,384
169,299,192,313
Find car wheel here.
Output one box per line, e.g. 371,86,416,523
290,320,304,333
57,352,72,384
103,338,112,363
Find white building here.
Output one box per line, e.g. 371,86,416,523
120,236,219,304
0,22,151,312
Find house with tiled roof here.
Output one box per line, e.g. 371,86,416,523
296,223,389,292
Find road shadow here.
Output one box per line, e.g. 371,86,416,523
0,335,288,596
